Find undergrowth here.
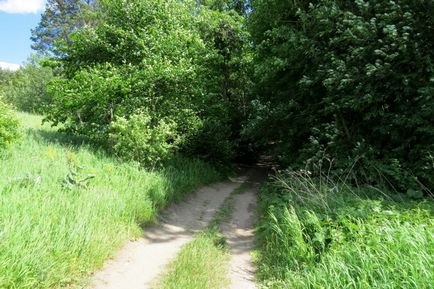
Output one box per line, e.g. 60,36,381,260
256,170,434,289
0,113,221,289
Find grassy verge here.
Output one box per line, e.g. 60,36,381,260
156,229,229,289
0,113,222,289
256,170,434,289
155,182,248,289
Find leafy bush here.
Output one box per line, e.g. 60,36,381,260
109,110,195,167
248,0,434,191
190,6,253,163
0,98,20,149
257,170,434,288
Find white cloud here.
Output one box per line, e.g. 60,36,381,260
0,0,45,14
0,61,21,71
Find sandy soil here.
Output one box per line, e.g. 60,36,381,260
90,178,245,289
89,169,267,289
221,169,267,289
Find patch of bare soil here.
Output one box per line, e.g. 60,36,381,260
221,169,267,289
90,179,245,289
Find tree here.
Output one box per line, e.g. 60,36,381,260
0,69,14,92
247,0,434,191
192,4,253,161
46,0,209,164
45,0,252,165
3,55,53,113
31,0,97,57
199,0,250,15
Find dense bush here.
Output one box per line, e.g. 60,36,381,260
257,170,434,288
45,0,251,166
248,0,434,191
0,98,20,150
109,110,196,167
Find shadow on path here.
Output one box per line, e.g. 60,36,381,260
90,179,246,289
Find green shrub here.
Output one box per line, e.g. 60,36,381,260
0,98,19,149
109,110,191,167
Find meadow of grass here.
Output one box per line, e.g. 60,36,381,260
256,170,434,289
0,113,222,289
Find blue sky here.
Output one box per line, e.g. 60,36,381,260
0,0,45,69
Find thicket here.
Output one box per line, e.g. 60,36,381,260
44,0,251,167
247,0,434,192
0,68,13,88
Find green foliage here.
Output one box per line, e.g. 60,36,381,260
247,0,434,191
191,5,253,162
0,68,14,89
3,56,53,113
0,113,221,289
200,0,249,15
45,0,252,166
0,98,20,150
45,0,205,162
109,110,191,167
256,170,434,288
31,0,97,57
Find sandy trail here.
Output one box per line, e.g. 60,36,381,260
221,169,267,289
90,179,245,289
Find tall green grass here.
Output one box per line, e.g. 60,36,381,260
0,113,221,289
256,170,434,289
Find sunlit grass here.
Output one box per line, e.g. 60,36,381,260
256,170,434,289
156,229,230,289
0,113,221,289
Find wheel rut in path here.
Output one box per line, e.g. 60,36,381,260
221,169,268,289
90,177,245,289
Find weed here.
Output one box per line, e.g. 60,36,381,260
63,152,96,189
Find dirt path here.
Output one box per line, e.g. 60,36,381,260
90,178,245,289
221,169,267,289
